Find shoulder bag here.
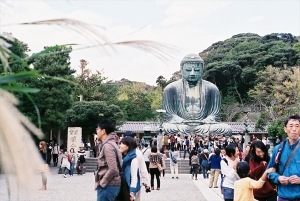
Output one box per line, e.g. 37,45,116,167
109,144,131,201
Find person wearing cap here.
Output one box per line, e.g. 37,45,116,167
234,161,275,201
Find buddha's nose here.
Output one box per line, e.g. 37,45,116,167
190,69,196,75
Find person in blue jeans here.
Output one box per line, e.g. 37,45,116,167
69,148,76,176
95,119,123,201
183,136,190,159
200,149,209,178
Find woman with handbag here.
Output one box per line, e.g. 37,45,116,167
148,146,163,190
119,137,141,201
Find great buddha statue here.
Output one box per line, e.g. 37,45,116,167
162,53,232,136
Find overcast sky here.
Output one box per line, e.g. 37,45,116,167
1,0,300,85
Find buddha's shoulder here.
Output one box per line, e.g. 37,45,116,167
202,80,218,89
164,79,183,90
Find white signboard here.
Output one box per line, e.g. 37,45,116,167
67,127,82,154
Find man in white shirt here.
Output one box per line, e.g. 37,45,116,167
141,144,151,173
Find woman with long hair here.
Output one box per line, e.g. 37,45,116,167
38,141,48,190
249,141,277,201
148,146,162,190
119,137,140,201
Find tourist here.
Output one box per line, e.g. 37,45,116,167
191,151,200,180
148,146,162,190
170,147,179,179
162,134,169,150
159,148,167,178
119,137,141,201
95,118,122,201
183,136,190,159
249,141,277,201
242,144,251,162
200,149,209,179
69,148,76,176
52,142,59,166
268,114,300,201
121,135,151,201
220,143,240,201
46,142,52,165
209,148,222,188
141,143,151,173
38,141,48,190
234,161,275,201
76,145,86,175
60,148,70,178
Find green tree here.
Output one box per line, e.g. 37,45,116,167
72,59,118,103
116,83,156,121
19,45,75,132
66,101,124,137
248,66,299,122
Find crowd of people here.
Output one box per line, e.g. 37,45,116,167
37,113,300,201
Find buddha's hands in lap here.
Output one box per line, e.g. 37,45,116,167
182,120,205,125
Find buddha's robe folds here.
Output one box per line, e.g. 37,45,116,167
162,79,232,136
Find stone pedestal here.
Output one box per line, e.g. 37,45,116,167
244,135,251,151
268,136,276,155
157,135,163,151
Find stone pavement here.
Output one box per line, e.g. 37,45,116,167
0,167,223,201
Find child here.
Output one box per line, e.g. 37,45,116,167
234,161,275,201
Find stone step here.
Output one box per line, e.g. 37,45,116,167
84,157,194,174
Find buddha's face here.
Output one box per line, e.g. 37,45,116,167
182,62,203,82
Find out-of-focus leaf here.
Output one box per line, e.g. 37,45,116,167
0,85,40,93
0,71,41,84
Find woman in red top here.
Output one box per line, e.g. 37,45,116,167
249,141,277,201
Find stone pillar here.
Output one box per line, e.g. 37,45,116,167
157,135,163,151
67,127,82,157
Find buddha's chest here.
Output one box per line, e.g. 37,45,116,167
185,87,201,112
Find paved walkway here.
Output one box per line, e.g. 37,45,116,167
0,167,224,201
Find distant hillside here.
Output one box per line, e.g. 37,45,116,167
113,78,156,92
199,33,299,102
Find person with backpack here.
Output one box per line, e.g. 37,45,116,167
220,143,240,201
268,114,300,201
94,118,123,201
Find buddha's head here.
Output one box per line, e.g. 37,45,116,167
180,54,204,83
